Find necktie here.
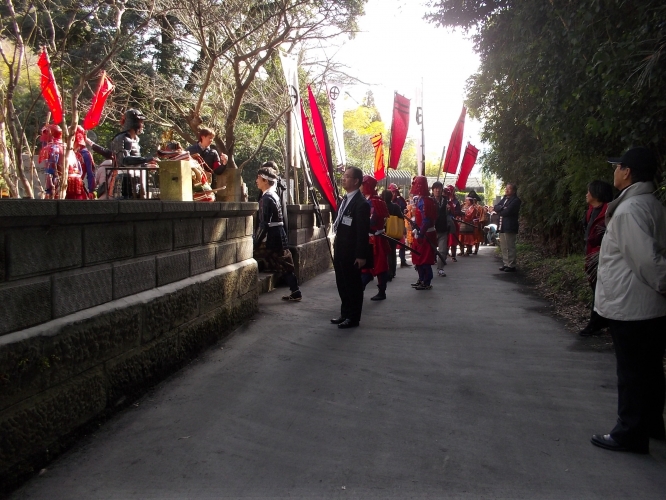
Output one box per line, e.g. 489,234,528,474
334,195,349,232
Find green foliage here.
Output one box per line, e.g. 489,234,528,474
428,0,666,255
516,241,593,305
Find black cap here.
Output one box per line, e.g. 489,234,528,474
608,147,658,171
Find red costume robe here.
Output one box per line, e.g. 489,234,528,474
412,196,437,265
363,195,391,276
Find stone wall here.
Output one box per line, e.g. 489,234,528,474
286,204,334,284
0,200,259,485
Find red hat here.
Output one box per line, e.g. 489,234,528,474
48,124,62,139
410,176,429,197
388,183,399,191
362,175,378,196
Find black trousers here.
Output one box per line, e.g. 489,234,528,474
387,240,397,278
334,258,364,323
608,316,666,449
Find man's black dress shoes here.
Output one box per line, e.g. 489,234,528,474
499,266,507,271
338,319,359,329
503,267,517,272
590,434,648,454
330,317,346,324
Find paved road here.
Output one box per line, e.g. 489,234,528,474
10,246,666,499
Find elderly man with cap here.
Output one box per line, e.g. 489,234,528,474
590,147,666,455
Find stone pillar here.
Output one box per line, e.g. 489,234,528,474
216,168,248,202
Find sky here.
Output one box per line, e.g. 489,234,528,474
327,0,484,168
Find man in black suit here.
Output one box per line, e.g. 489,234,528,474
331,167,371,329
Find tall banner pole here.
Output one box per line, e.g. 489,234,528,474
436,145,446,182
285,113,292,205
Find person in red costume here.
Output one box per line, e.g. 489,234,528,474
446,184,462,261
360,175,391,301
73,125,96,198
459,196,477,255
410,176,438,290
40,124,64,199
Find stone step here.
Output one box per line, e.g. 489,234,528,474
257,271,281,294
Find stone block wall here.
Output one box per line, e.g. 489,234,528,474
0,200,259,485
286,204,334,284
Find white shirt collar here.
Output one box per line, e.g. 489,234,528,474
344,189,359,200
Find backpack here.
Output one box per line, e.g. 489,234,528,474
385,215,403,239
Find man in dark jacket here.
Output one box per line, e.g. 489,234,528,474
432,181,448,277
494,183,521,272
331,167,371,329
382,189,403,281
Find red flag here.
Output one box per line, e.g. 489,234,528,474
442,106,466,174
300,102,337,210
307,85,334,179
388,93,410,169
83,71,114,130
37,48,63,124
371,133,386,181
455,143,479,191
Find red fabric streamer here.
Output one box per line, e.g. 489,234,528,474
37,49,63,124
388,93,410,169
442,106,466,174
83,72,114,130
300,102,338,210
455,143,479,191
371,133,386,181
307,85,334,179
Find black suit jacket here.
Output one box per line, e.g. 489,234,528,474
334,191,370,264
493,195,521,233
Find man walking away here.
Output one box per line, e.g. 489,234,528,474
382,189,404,281
591,147,666,454
432,182,448,277
494,183,521,272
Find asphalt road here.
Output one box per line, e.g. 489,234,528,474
10,246,666,499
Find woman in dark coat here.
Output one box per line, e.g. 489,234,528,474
579,180,614,336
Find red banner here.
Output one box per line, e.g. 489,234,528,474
388,93,410,169
455,143,479,191
83,72,114,130
37,49,63,124
307,85,334,180
300,102,337,210
371,133,386,181
442,106,466,174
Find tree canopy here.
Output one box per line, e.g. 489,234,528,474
1,0,368,197
427,0,666,253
